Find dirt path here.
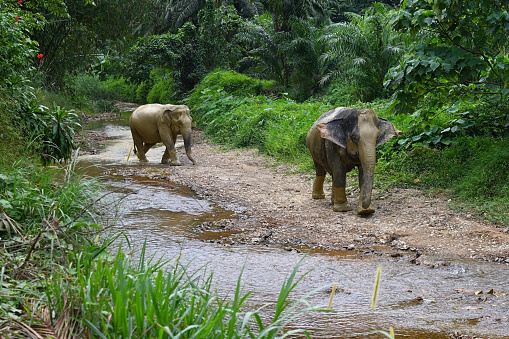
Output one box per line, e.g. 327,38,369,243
107,129,509,264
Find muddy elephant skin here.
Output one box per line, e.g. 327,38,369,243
129,104,196,166
306,107,402,215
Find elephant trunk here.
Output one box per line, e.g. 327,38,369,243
359,143,376,209
182,130,196,165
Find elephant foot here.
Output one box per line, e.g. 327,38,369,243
312,192,325,199
357,203,375,215
333,202,352,212
169,160,182,166
138,158,148,162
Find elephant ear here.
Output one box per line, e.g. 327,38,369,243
376,118,403,146
164,107,183,122
317,120,348,148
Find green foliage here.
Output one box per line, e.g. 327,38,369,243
190,69,266,98
285,18,329,101
188,74,329,165
146,68,176,104
328,0,400,22
33,0,155,87
67,73,110,100
25,103,82,166
136,81,151,104
0,162,100,232
0,160,105,333
319,80,359,107
0,3,41,106
49,248,322,338
386,0,509,115
391,98,509,151
125,22,206,99
102,76,137,102
321,3,406,102
0,92,27,166
236,15,285,84
381,138,509,225
198,2,243,70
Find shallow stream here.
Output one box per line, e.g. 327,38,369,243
77,114,509,338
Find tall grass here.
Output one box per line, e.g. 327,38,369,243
0,157,107,334
36,245,327,338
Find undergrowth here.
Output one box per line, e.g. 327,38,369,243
186,70,509,227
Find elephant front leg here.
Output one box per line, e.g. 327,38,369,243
331,186,352,212
162,148,181,166
331,167,351,212
161,134,181,165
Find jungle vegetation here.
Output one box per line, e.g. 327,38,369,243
0,0,508,337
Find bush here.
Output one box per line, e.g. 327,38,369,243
135,81,151,103
381,137,509,225
103,76,137,102
319,80,359,107
30,102,82,166
0,91,27,166
187,69,273,108
189,82,329,166
67,73,109,100
146,68,175,104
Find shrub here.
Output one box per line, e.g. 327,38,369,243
23,102,82,166
0,91,27,166
135,81,151,103
187,69,273,108
103,76,137,102
67,73,109,100
381,137,509,225
146,68,175,104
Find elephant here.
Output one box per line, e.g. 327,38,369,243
129,104,196,166
306,107,402,215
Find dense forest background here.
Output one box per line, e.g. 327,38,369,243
3,0,507,219
1,0,509,337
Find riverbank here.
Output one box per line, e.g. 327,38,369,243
86,126,509,264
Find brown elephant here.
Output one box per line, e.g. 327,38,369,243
306,107,402,215
129,104,196,166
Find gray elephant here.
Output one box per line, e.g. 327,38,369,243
129,104,196,166
306,107,402,215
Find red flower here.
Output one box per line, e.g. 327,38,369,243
37,54,43,59
15,16,19,21
18,0,23,3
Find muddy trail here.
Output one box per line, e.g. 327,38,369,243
78,108,509,338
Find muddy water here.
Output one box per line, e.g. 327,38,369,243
78,116,509,339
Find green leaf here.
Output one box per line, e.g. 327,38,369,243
0,199,12,209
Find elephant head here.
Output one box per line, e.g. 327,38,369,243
307,107,402,214
161,105,196,165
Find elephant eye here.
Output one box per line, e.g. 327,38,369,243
350,132,360,143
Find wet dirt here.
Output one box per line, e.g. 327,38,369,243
77,108,509,339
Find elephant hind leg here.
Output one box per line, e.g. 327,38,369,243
130,129,148,162
312,161,326,199
143,143,156,154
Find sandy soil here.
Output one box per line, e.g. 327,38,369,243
87,125,509,265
